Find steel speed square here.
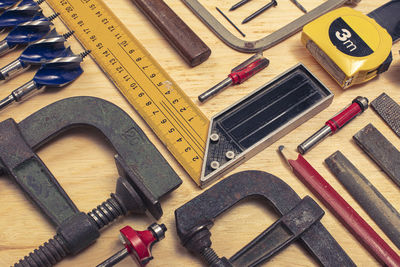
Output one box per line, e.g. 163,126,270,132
200,63,334,187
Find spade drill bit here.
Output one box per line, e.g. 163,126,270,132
0,50,90,111
0,30,74,80
0,0,19,11
0,3,42,32
0,13,59,56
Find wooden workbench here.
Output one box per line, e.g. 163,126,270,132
0,0,399,266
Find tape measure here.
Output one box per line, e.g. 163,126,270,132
45,0,208,185
302,1,400,89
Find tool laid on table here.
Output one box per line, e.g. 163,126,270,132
201,64,333,187
46,0,209,185
216,7,245,38
198,52,269,102
242,0,277,24
175,171,354,266
326,151,400,249
0,0,18,11
0,96,181,266
291,0,307,13
0,49,89,111
0,1,42,31
229,0,252,11
182,0,360,53
0,13,59,56
97,223,166,267
279,146,400,266
371,93,400,138
0,29,74,81
298,96,368,154
302,1,400,88
129,0,210,67
353,123,400,188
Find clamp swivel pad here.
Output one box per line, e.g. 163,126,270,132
175,170,354,266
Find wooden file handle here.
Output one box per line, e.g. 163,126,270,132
131,0,211,67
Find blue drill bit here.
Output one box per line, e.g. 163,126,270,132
0,0,19,11
0,3,42,31
0,30,74,80
0,13,59,56
0,50,90,111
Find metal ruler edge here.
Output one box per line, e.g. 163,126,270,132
45,0,208,185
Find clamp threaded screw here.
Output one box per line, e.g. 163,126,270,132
14,234,68,267
200,247,221,266
14,193,128,267
88,193,127,229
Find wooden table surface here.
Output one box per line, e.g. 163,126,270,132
0,0,399,266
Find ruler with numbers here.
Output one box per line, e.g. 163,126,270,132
46,0,209,185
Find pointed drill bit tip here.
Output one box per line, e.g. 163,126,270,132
62,30,75,39
48,12,60,21
79,50,91,59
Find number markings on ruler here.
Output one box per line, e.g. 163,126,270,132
46,0,208,184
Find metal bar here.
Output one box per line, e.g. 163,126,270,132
353,123,400,188
181,0,359,52
326,151,400,249
371,93,400,138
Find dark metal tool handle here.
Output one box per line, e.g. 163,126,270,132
229,196,324,267
130,0,211,67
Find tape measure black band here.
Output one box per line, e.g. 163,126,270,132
368,0,400,42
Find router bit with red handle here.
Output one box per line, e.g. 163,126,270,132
297,96,369,154
97,223,167,267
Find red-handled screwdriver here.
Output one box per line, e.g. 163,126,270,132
297,96,369,154
198,52,269,102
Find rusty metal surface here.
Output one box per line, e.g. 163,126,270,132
0,96,181,226
353,123,400,188
371,93,400,138
0,119,79,226
175,170,354,266
326,151,400,249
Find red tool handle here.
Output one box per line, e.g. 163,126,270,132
326,97,368,133
228,58,269,84
289,154,400,267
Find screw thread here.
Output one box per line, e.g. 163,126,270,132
14,234,68,267
47,13,60,22
200,247,220,265
36,0,46,5
62,30,74,40
79,50,91,59
88,193,127,229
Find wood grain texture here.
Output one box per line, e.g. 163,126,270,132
0,0,399,266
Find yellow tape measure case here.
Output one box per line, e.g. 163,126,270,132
302,7,392,88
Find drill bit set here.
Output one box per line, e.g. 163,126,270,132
0,0,399,266
0,0,89,111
